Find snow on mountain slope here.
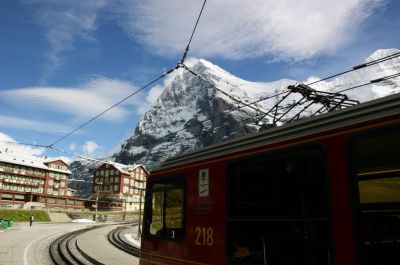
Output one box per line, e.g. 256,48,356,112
314,49,400,101
112,49,400,170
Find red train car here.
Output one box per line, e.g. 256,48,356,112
140,93,400,265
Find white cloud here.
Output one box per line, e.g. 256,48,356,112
114,0,385,61
136,84,165,115
0,131,45,156
69,143,76,151
82,140,99,154
147,84,164,105
25,0,108,82
0,115,71,134
0,76,138,122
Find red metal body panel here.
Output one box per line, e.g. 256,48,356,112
140,96,400,265
141,161,228,265
322,135,357,265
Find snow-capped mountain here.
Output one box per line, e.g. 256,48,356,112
313,48,400,101
68,159,99,197
111,49,400,170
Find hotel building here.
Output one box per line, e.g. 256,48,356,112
0,148,84,209
93,162,148,211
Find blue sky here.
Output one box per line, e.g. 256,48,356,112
0,0,399,162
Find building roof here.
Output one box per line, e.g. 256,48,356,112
44,158,70,166
97,161,149,176
0,148,71,174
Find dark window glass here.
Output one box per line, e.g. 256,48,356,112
227,147,330,265
352,128,400,265
145,176,184,240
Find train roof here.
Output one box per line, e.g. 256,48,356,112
155,93,400,171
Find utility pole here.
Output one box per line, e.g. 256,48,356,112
137,189,143,238
94,190,99,222
123,198,127,221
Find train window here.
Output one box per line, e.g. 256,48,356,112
354,131,400,204
227,147,330,265
352,127,400,265
145,176,185,240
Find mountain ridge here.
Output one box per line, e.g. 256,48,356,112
113,49,400,170
69,48,400,196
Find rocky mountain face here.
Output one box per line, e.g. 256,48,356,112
112,49,400,170
112,59,279,170
70,49,400,196
68,159,100,198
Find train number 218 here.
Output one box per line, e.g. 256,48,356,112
195,227,214,246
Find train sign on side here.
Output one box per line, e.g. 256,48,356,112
198,168,210,197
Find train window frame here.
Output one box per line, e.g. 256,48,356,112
225,144,332,265
348,124,400,265
226,144,330,218
144,174,186,241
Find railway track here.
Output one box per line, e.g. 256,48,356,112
49,223,140,265
107,225,140,257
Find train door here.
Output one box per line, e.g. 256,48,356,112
350,126,400,265
144,175,185,240
226,146,331,265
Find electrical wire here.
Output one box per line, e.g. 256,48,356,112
337,72,400,93
154,71,400,152
159,65,400,149
181,63,271,116
5,0,399,169
179,0,207,64
3,71,399,170
0,140,48,149
48,0,208,149
48,73,169,148
306,51,400,86
143,90,286,148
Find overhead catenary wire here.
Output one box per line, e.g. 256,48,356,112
306,51,400,86
47,0,208,149
179,53,400,122
2,71,399,168
179,0,207,64
5,0,398,168
48,74,168,148
161,90,286,139
337,72,400,93
181,63,273,118
154,71,400,151
139,65,400,153
12,0,208,168
0,140,49,149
